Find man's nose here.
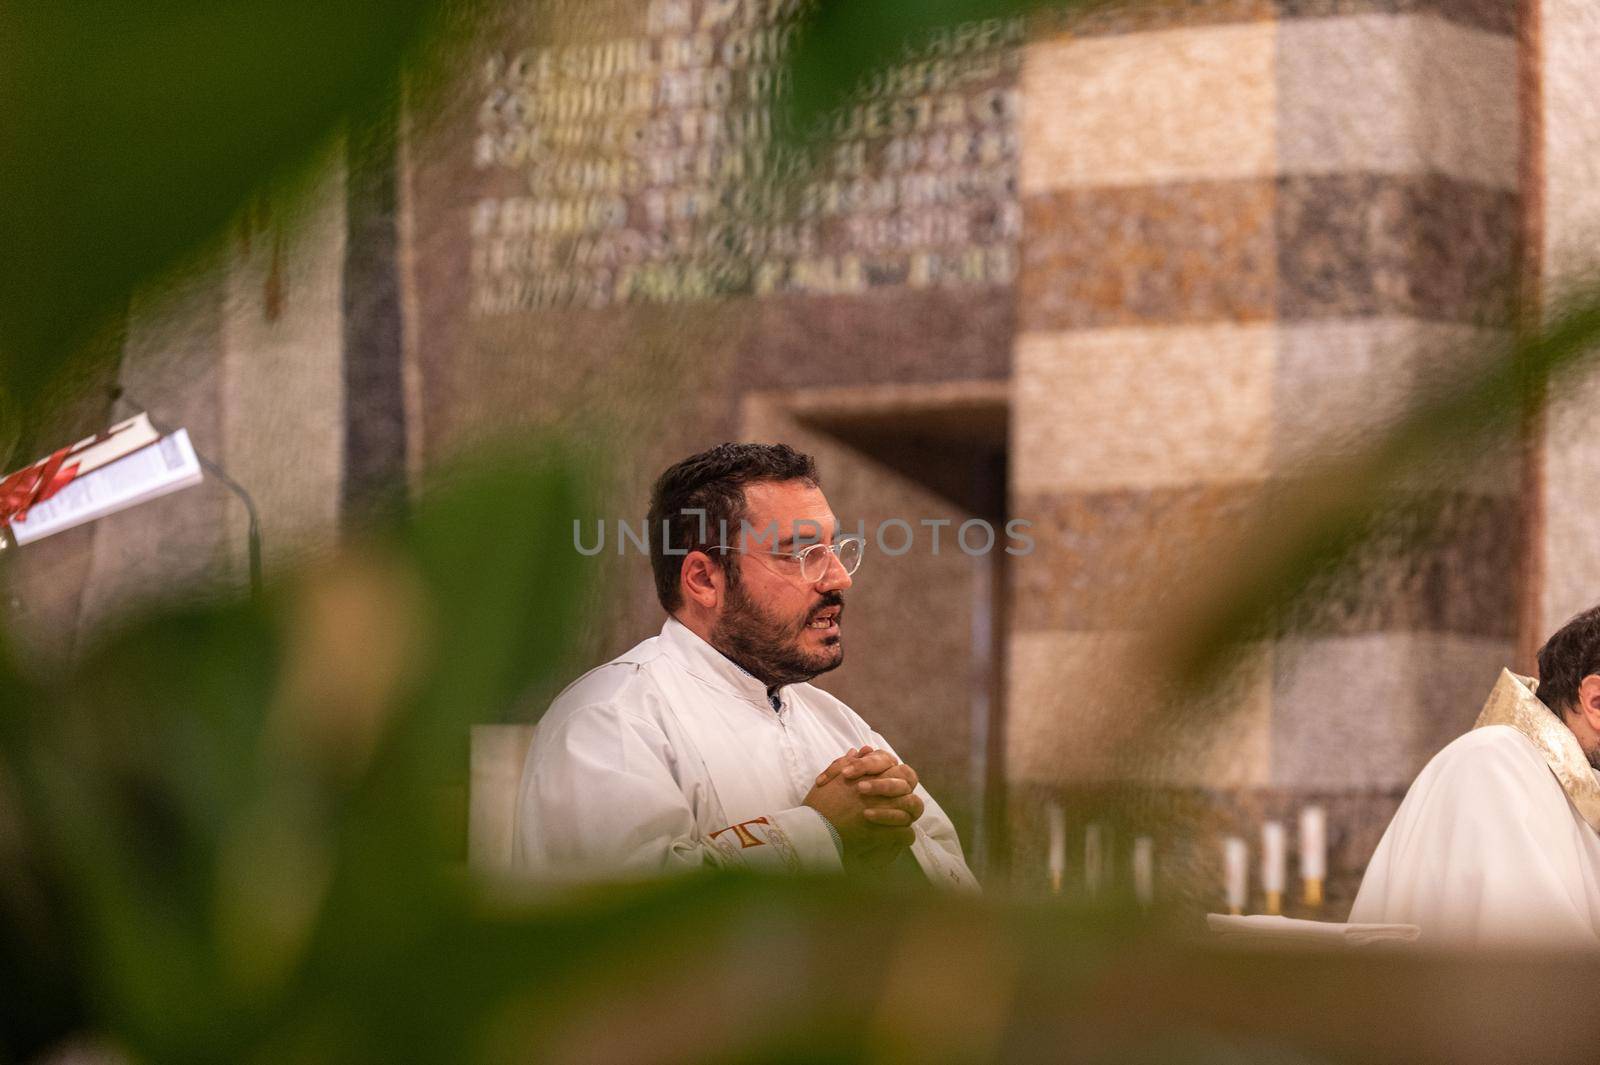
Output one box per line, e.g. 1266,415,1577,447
816,548,852,591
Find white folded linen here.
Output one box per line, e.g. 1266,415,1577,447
1206,913,1421,948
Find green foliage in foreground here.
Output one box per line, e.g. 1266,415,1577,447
5,0,1600,1060
2,448,1599,1065
0,0,453,457
0,449,589,1062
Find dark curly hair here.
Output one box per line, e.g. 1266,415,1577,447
1536,604,1600,716
647,442,819,612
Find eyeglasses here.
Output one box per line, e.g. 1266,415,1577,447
707,535,865,583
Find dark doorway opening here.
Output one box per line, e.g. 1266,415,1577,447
792,391,1011,877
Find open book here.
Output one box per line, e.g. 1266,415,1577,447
0,413,203,548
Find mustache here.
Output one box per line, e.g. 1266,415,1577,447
806,592,845,623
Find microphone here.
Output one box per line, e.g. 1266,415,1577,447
111,387,263,600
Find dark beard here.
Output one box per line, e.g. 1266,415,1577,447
711,580,844,689
1587,744,1600,774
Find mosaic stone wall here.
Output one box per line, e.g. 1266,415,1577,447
1538,0,1600,638
404,0,1030,858
1005,1,1524,902
13,0,1599,907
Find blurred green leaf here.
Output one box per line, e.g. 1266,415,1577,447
0,0,447,420
780,0,1076,143
0,441,592,1062
404,444,592,742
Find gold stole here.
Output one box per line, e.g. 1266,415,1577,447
1472,668,1600,832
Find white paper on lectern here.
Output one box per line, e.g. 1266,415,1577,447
9,430,203,545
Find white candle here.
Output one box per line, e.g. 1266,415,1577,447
1261,821,1286,893
1132,836,1155,908
1224,836,1249,914
1046,801,1065,894
1085,822,1106,897
1261,821,1286,914
1300,806,1326,880
1300,805,1327,907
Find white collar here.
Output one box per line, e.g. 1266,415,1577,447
659,616,783,710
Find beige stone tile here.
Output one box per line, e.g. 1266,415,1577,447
1541,366,1600,638
1271,631,1511,789
1278,15,1518,188
1543,0,1600,285
1007,630,1272,788
1020,23,1277,192
1274,317,1520,497
222,143,348,575
1533,1,1600,641
1013,324,1275,493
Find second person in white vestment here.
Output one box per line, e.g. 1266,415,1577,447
1350,605,1600,947
513,443,977,890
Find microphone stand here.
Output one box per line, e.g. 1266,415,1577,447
113,389,263,601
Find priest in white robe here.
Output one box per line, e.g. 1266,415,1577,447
513,443,977,890
1350,607,1600,947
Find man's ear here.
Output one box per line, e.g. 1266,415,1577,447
679,550,723,610
1577,675,1600,730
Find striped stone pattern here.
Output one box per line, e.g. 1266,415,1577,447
1008,2,1521,902
1537,0,1600,639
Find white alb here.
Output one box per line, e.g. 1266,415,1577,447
513,617,978,890
1350,670,1600,948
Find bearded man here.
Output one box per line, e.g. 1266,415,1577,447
1349,605,1600,946
512,442,976,888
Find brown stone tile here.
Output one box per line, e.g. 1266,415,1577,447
1009,485,1263,630
1276,173,1519,326
1033,0,1514,37
1276,489,1522,637
1033,0,1275,38
1019,180,1277,331
1277,0,1516,37
737,285,1014,389
427,300,750,455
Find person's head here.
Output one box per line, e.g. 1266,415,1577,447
648,442,856,688
1536,604,1600,769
